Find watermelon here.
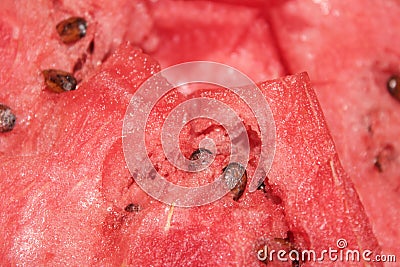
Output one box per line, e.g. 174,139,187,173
0,0,151,155
266,0,400,257
0,0,397,266
143,1,285,81
0,42,380,265
137,0,400,259
0,44,158,265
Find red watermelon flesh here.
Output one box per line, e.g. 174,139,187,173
127,1,400,260
0,0,396,265
0,44,160,265
266,0,400,257
0,0,152,155
1,42,380,265
0,0,284,152
142,1,285,82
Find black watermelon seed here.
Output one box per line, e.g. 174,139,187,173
190,147,212,162
42,69,77,93
222,162,247,201
387,75,400,102
124,203,140,213
56,17,87,44
0,104,16,133
189,148,213,172
189,148,212,161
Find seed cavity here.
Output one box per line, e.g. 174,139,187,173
56,17,87,44
257,179,282,205
0,104,16,133
374,144,396,173
101,49,112,63
87,39,95,54
222,162,247,201
387,75,400,102
124,203,140,213
42,69,77,93
72,53,87,73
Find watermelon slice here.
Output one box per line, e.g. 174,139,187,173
266,0,400,257
0,43,381,265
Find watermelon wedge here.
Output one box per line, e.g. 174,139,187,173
0,43,381,266
266,0,400,258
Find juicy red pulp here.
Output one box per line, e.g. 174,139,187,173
0,0,396,265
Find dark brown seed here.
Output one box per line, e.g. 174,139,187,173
189,148,212,161
56,17,87,44
387,75,400,102
189,148,213,171
42,69,77,93
222,162,247,201
124,203,140,213
0,104,16,133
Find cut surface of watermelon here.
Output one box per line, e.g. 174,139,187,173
0,0,151,155
142,1,285,81
0,44,160,265
267,0,400,257
1,43,381,266
1,0,398,265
